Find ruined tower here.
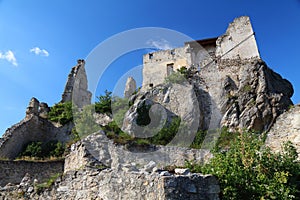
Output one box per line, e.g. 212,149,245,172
124,77,137,98
61,59,92,108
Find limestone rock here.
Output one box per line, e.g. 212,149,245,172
265,105,300,160
123,83,200,146
124,76,137,98
64,132,212,173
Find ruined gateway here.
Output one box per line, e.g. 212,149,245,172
0,16,298,199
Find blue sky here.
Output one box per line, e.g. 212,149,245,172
0,0,300,136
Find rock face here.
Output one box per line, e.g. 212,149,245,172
217,59,293,131
61,59,92,108
64,132,212,172
124,76,137,98
265,105,300,160
124,59,293,136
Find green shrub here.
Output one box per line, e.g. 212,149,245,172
19,140,65,159
190,130,207,149
148,117,181,145
186,130,300,199
111,97,130,127
74,104,100,138
95,90,112,114
165,72,186,84
48,102,73,125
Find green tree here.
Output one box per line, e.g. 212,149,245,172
74,104,100,138
48,102,73,125
95,90,112,114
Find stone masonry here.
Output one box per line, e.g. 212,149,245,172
0,98,72,160
61,59,92,108
124,76,137,98
265,105,300,160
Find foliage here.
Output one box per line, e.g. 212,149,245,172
148,117,181,145
185,130,300,200
177,66,189,78
48,102,73,125
95,90,112,114
19,140,65,159
190,130,207,149
74,104,100,138
164,71,187,84
35,173,62,193
111,97,130,127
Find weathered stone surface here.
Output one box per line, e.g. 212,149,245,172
0,160,64,187
39,102,50,118
123,83,201,145
124,76,137,98
0,98,73,159
215,16,260,60
0,168,219,200
265,105,300,160
64,132,212,173
218,59,293,131
93,112,113,126
61,59,92,108
25,97,39,119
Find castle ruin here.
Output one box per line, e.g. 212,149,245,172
142,16,260,90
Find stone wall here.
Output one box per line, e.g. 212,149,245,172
142,47,190,90
61,59,92,108
265,105,300,159
215,16,260,60
31,168,219,200
0,160,64,186
64,132,212,173
0,115,71,159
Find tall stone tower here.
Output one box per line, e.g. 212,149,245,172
124,77,137,98
61,59,92,108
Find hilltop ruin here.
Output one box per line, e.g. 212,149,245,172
0,16,298,200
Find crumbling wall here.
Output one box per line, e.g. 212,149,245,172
142,47,191,90
265,105,300,160
0,98,72,160
215,16,260,60
0,160,64,186
124,76,137,98
64,132,212,173
61,59,92,108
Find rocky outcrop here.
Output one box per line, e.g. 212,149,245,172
124,76,137,98
265,105,300,159
65,132,212,172
217,59,293,131
61,59,92,108
123,83,201,146
124,59,293,136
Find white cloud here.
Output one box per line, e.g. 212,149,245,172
0,50,18,66
30,47,49,57
147,39,174,50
